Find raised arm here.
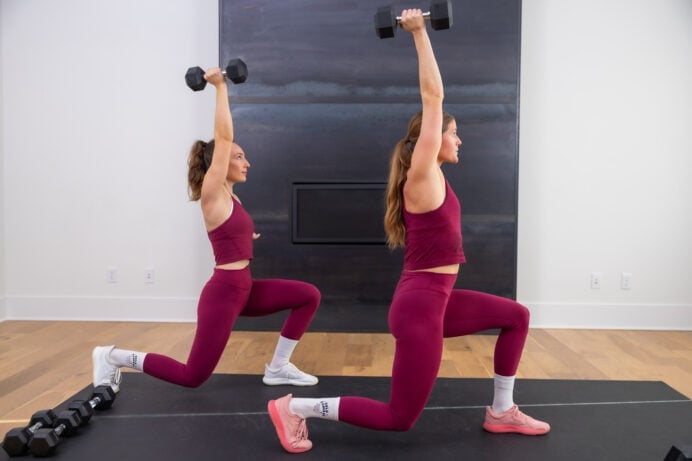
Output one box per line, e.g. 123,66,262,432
200,68,235,228
400,9,446,211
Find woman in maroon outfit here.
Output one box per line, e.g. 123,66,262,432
92,67,320,391
267,9,549,454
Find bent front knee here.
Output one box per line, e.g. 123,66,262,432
300,283,321,311
516,303,530,328
307,283,321,305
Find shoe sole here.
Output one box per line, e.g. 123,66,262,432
92,347,107,387
263,377,319,386
267,400,312,453
483,422,549,435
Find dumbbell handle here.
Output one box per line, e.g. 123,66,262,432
195,68,230,77
86,395,104,409
27,421,48,433
395,11,432,22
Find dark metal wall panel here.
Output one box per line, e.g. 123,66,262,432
219,0,521,332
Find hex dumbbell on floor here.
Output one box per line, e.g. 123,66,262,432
67,385,117,425
1,409,57,457
185,59,248,91
374,0,453,39
27,410,82,457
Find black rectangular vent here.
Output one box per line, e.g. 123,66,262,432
292,183,387,244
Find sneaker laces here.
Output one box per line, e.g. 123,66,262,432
286,363,316,380
510,406,539,427
293,418,309,444
111,367,123,387
279,362,301,377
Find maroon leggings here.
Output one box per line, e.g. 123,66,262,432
339,271,529,431
143,267,320,388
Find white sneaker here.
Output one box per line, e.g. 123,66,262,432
263,363,318,386
92,345,122,393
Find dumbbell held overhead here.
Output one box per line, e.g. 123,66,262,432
375,0,453,39
185,58,248,91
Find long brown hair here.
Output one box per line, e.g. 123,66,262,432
187,139,215,201
384,111,456,249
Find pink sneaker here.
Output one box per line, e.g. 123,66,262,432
483,405,550,435
267,394,312,453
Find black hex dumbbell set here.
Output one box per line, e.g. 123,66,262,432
1,385,116,458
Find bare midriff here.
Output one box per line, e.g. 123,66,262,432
216,259,250,270
406,263,459,274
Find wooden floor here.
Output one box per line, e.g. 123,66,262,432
1,321,691,438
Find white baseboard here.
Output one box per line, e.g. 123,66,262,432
3,296,692,330
4,296,199,323
526,302,692,330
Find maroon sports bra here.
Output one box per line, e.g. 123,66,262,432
207,197,254,265
402,179,466,270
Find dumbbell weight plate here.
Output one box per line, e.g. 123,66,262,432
185,66,207,91
374,0,453,38
429,0,453,31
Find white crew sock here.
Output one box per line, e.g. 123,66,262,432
109,348,147,371
492,373,516,414
289,397,340,421
269,336,298,370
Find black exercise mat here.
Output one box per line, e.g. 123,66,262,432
2,374,690,460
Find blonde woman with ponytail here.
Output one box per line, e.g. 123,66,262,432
268,9,549,454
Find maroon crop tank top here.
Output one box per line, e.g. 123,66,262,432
207,197,254,265
403,179,466,270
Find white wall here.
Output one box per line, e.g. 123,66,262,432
1,0,219,321
518,0,692,328
0,1,5,319
1,0,690,329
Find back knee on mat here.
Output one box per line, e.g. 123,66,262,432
389,411,419,432
391,418,417,432
180,370,213,388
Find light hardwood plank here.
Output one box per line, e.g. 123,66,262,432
1,321,690,437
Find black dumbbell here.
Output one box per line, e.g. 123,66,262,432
185,58,248,91
67,385,117,425
2,409,57,457
27,410,82,457
375,0,453,39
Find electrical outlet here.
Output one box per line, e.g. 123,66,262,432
107,267,118,283
144,268,155,284
621,272,632,290
590,272,602,290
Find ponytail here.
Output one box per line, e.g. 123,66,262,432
383,110,456,249
187,139,214,201
384,137,413,249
